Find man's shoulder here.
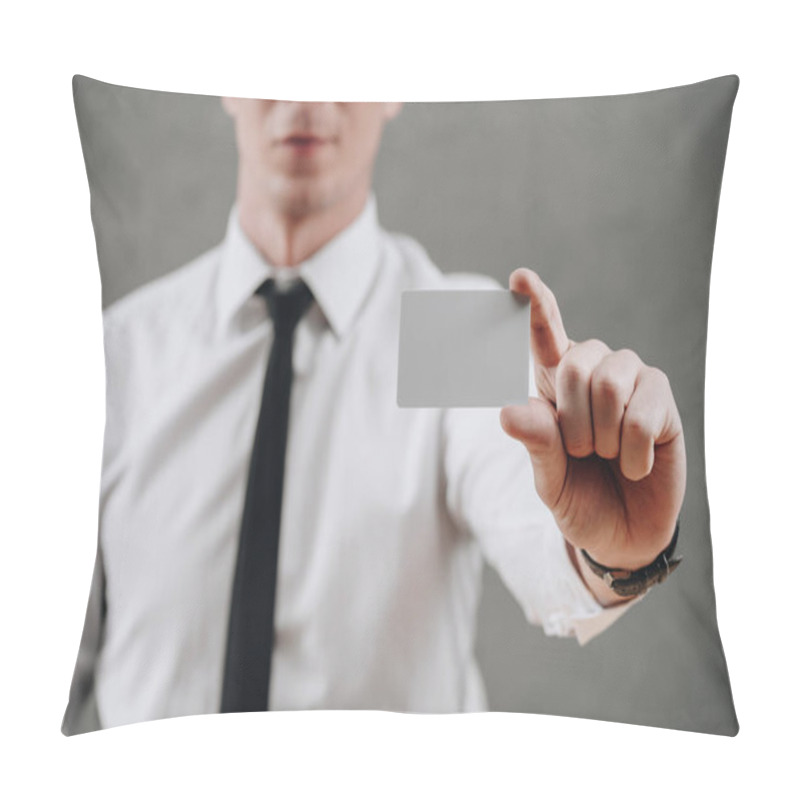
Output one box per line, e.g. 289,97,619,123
103,244,222,336
100,245,223,433
382,229,504,292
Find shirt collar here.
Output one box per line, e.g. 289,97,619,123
216,193,382,339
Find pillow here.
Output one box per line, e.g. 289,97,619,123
62,74,739,735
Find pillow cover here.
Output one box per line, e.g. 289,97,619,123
63,74,739,735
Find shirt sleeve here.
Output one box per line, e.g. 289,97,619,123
61,543,106,734
442,400,638,645
61,306,130,734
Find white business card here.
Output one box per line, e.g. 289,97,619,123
397,289,530,408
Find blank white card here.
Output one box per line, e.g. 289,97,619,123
397,290,530,408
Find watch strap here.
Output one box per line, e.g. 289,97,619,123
580,521,682,598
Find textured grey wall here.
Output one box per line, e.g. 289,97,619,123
73,74,738,733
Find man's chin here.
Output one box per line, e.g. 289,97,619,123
272,182,338,220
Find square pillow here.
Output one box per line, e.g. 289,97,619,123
63,74,739,735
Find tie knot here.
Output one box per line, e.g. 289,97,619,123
257,278,314,338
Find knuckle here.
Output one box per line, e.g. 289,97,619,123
531,292,555,328
561,361,590,392
557,410,593,457
624,413,652,442
556,354,590,392
646,365,670,391
609,348,642,374
592,372,622,405
616,348,640,363
585,338,609,354
531,310,552,333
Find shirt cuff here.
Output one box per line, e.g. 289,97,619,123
571,597,643,646
531,525,643,645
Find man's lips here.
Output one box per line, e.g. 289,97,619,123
278,134,333,150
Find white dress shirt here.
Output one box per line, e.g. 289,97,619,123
74,194,631,730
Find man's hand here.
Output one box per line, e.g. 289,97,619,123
500,268,687,583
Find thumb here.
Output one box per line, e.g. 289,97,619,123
500,397,568,510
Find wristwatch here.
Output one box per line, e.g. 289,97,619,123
580,521,682,598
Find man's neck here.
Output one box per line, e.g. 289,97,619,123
237,186,370,268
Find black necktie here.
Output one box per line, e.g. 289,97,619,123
221,278,314,713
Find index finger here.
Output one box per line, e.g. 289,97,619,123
509,268,570,368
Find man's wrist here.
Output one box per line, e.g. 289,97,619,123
580,522,682,599
581,524,678,572
568,542,632,608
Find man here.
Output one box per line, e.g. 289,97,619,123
62,100,685,733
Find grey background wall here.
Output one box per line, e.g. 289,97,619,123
73,75,738,733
